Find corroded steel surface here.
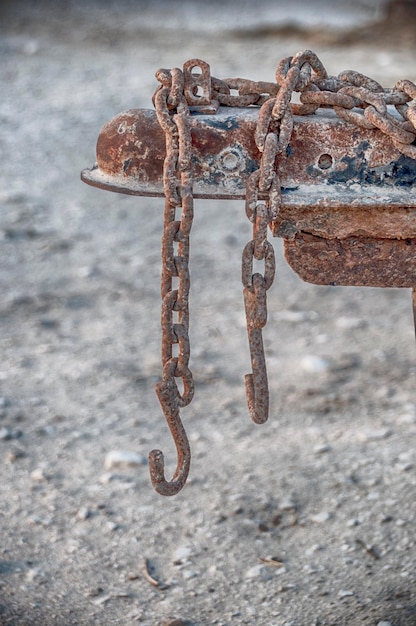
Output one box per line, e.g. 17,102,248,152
273,202,416,240
81,107,416,206
284,234,416,287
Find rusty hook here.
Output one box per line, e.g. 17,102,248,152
149,376,191,496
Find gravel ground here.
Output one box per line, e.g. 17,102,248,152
0,2,415,625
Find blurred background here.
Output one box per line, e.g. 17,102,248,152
0,1,415,625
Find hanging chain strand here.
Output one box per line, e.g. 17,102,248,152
237,49,416,423
149,52,416,494
241,50,327,424
242,176,277,424
149,67,194,496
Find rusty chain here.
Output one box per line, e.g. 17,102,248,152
151,52,416,494
241,50,328,424
216,50,416,423
150,65,194,496
209,52,416,159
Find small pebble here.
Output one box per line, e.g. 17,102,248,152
7,447,26,462
397,411,416,425
374,386,395,399
30,467,49,481
310,511,332,524
396,462,413,472
76,507,91,521
346,518,361,527
358,427,392,442
245,564,276,581
85,587,105,598
0,427,20,441
26,567,45,582
28,515,53,526
91,594,112,606
280,498,297,511
305,544,322,556
99,472,116,484
398,451,413,463
173,545,192,564
78,265,100,278
104,450,147,470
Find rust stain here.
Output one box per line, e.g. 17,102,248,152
284,233,416,287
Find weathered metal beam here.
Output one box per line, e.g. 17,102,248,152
284,233,416,287
81,106,416,208
81,106,416,289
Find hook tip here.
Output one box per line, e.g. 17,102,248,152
148,448,189,497
149,448,165,484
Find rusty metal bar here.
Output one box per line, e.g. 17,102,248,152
82,107,416,291
81,107,416,213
